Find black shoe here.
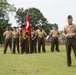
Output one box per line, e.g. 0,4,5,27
35,51,37,53
38,51,40,53
67,64,71,67
51,50,54,52
56,50,60,52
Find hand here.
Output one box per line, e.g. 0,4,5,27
71,33,76,36
32,38,35,40
65,34,75,38
68,33,75,37
65,34,69,37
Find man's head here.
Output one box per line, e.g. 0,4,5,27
38,25,42,31
6,26,10,31
67,15,73,25
13,27,17,30
31,25,34,30
52,26,57,30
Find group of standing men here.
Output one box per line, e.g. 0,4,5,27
3,15,76,67
3,25,47,54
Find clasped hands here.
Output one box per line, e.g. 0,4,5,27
65,33,76,38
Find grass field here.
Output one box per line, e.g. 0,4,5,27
0,45,76,75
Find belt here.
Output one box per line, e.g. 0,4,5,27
66,37,76,39
52,37,58,38
5,38,12,39
38,37,44,39
13,38,18,40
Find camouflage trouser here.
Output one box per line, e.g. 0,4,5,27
34,39,37,53
38,37,46,53
21,38,28,54
30,38,37,53
65,38,76,66
4,38,12,54
12,38,19,54
51,37,59,52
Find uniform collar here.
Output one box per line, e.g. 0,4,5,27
67,24,73,28
68,23,73,26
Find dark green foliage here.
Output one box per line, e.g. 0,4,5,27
16,7,58,34
0,0,16,44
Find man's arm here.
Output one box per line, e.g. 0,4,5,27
58,31,60,36
63,27,67,36
32,31,38,40
63,27,70,37
3,32,6,37
49,30,53,37
43,30,47,37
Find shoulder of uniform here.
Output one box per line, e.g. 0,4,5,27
17,31,19,33
73,24,76,25
5,31,9,33
65,25,68,27
42,29,46,33
10,30,12,32
73,24,76,27
64,25,68,29
3,31,6,34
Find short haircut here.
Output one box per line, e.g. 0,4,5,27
38,25,42,28
68,15,73,19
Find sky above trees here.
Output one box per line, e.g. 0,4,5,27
8,0,76,30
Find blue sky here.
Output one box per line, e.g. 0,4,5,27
8,0,76,30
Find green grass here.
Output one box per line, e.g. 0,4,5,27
0,45,76,75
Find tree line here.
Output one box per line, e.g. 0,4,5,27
0,0,58,44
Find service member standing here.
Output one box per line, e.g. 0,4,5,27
3,26,12,54
30,26,37,53
50,26,60,52
36,25,47,53
12,27,20,54
21,25,28,54
63,15,76,67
